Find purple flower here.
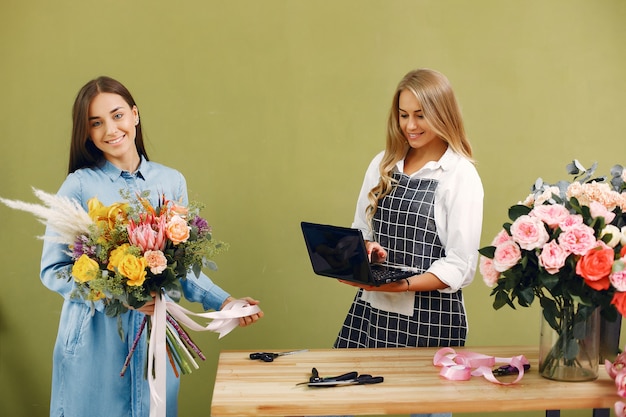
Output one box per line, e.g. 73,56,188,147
71,235,96,260
190,216,211,235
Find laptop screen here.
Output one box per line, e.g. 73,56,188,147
301,222,372,284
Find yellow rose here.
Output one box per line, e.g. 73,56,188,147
72,254,100,283
107,243,131,271
87,197,129,230
117,253,148,287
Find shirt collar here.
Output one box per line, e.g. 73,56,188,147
100,156,147,181
397,145,456,174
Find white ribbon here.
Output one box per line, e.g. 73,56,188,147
149,294,168,417
148,298,261,417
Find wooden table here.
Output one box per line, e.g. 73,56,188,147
210,346,619,416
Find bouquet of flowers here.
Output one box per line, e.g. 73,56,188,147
478,161,626,379
0,188,257,416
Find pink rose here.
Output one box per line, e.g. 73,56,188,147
615,401,626,417
531,204,570,229
559,214,584,230
576,246,613,290
538,240,570,274
144,250,168,275
510,215,550,250
558,223,597,255
589,200,616,223
479,256,500,287
493,240,522,272
491,229,513,246
610,260,626,291
166,215,191,245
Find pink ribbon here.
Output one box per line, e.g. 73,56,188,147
433,347,529,385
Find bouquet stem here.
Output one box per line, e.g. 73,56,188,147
538,299,600,381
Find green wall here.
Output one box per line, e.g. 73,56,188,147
1,1,625,416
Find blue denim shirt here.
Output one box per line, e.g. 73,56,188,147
40,158,230,417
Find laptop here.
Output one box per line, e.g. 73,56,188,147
300,221,415,286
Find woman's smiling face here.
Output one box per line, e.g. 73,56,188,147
88,92,139,169
398,89,440,151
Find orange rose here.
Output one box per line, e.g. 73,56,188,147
612,292,626,317
576,246,614,291
166,215,190,245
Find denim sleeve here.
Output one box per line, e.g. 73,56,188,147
181,271,231,311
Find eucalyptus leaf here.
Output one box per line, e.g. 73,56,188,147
564,337,580,360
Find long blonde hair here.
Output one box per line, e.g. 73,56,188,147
366,68,473,222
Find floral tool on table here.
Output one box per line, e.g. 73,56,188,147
0,188,260,417
478,161,626,383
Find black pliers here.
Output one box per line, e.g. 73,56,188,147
298,367,384,387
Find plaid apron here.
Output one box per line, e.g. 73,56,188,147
334,172,467,348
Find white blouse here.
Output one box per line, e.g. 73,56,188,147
352,147,484,292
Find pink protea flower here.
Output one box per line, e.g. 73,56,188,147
127,214,167,252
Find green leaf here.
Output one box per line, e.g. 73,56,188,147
509,205,532,221
192,262,202,277
540,297,559,331
564,337,580,360
493,290,512,310
517,287,535,307
539,272,560,290
478,246,495,258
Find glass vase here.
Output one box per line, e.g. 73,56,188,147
538,299,600,381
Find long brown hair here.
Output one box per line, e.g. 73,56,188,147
68,76,149,174
366,68,473,222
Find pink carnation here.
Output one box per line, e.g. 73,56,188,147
558,223,597,255
493,240,522,272
144,250,168,275
538,240,570,274
510,215,550,250
480,256,500,287
531,204,570,229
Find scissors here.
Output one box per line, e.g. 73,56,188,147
297,367,384,387
493,363,531,376
249,349,308,362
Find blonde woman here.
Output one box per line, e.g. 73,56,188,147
334,69,483,417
